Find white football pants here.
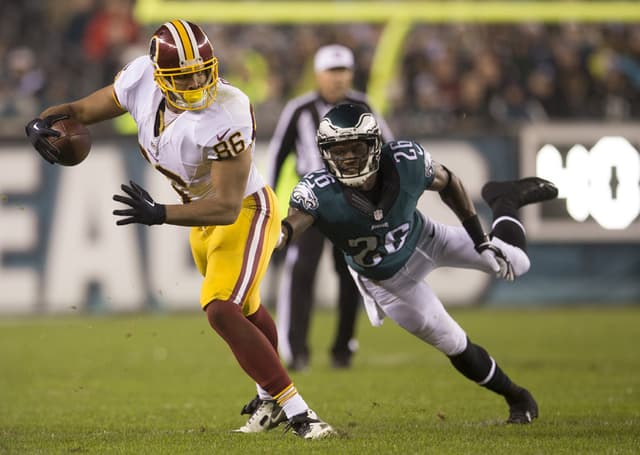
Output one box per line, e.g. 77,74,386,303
349,214,530,357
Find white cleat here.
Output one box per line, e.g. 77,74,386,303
233,396,287,433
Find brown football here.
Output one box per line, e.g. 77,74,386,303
48,118,91,166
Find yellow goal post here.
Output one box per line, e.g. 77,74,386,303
135,1,640,115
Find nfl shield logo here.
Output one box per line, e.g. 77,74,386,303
373,209,383,221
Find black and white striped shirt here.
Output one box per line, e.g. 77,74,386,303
267,90,394,188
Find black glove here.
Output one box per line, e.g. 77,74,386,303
475,241,515,281
25,114,69,164
112,180,166,226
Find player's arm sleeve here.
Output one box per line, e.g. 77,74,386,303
206,123,254,160
288,178,320,220
419,144,436,189
111,87,124,110
205,99,255,160
112,56,150,113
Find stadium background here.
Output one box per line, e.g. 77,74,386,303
0,0,639,315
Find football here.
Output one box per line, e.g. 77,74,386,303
48,118,91,166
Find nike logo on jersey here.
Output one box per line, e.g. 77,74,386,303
217,128,231,141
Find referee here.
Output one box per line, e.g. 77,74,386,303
267,44,393,371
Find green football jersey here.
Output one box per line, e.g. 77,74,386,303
290,140,436,280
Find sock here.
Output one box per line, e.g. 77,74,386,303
488,196,519,220
256,384,272,401
490,216,527,252
448,337,522,400
205,300,291,397
274,383,309,418
247,306,281,401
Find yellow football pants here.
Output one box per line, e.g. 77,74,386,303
190,186,280,316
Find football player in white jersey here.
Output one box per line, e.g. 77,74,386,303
25,19,333,440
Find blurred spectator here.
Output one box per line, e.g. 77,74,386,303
2,47,44,118
526,64,566,117
489,79,548,124
83,0,138,61
454,71,492,130
1,5,639,138
82,0,139,86
64,0,97,52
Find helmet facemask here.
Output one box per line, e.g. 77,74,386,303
154,59,218,110
320,139,380,187
149,20,219,111
317,105,381,187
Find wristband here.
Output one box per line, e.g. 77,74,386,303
462,214,488,247
281,219,294,247
155,204,167,225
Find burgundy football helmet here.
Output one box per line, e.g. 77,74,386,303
149,19,219,110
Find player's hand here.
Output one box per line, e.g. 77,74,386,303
275,220,294,250
112,180,166,226
475,241,515,281
25,114,69,164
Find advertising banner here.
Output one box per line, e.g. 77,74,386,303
1,129,638,314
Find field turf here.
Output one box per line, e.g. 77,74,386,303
1,305,639,454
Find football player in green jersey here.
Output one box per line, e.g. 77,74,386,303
277,103,558,424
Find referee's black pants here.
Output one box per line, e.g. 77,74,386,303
276,226,360,368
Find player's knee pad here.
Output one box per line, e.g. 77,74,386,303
414,319,467,356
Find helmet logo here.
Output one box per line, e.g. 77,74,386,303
149,37,158,62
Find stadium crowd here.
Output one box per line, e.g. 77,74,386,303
1,0,639,137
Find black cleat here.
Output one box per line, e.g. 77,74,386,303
287,355,310,372
331,339,358,369
482,177,558,209
506,388,539,424
331,354,352,369
330,348,353,369
283,409,335,439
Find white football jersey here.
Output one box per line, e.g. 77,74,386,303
113,55,265,202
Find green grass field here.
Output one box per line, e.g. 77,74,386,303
1,305,639,454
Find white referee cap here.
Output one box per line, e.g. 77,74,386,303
314,44,354,72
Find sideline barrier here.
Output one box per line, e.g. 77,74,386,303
1,127,638,314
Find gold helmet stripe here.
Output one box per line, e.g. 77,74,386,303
172,19,197,61
166,19,195,64
180,20,202,61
